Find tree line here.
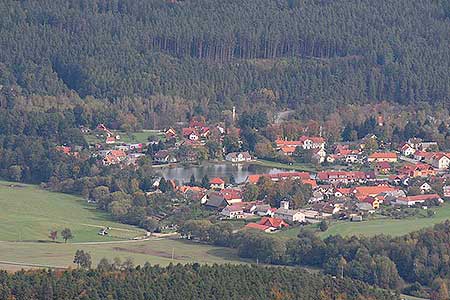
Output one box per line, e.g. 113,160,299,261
0,263,398,300
180,220,450,298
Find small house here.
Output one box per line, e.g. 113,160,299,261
209,177,225,190
225,151,252,162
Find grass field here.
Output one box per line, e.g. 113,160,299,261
0,181,144,242
85,130,164,145
279,204,450,239
0,237,245,270
0,181,245,270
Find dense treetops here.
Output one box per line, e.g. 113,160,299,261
0,263,398,300
0,0,449,123
182,220,450,297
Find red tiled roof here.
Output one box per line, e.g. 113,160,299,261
178,186,206,194
352,185,398,197
276,139,303,147
369,152,397,159
110,150,126,158
432,153,450,160
56,146,71,155
317,171,373,181
259,217,289,228
301,179,317,187
402,194,441,202
219,188,242,201
210,177,225,184
280,146,297,154
182,127,198,137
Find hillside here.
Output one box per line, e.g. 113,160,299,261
0,0,449,126
0,181,143,242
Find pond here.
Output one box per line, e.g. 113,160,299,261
156,162,291,184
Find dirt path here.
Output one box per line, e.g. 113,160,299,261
0,260,66,269
80,223,144,233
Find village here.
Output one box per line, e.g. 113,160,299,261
55,114,450,235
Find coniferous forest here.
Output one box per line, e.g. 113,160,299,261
0,264,398,300
0,0,450,125
1,2,450,299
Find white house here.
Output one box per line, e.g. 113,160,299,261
312,148,327,163
431,153,450,170
274,201,305,222
299,136,325,150
274,208,306,223
419,183,432,194
221,205,245,219
444,185,450,198
154,150,177,163
400,143,416,156
189,132,199,141
225,151,252,162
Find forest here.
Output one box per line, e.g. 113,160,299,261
0,0,450,127
0,263,398,300
181,220,450,299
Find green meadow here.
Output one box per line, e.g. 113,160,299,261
0,181,244,270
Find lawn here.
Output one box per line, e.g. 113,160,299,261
0,181,144,243
85,130,164,145
118,130,164,144
0,181,246,270
0,237,245,270
279,203,450,239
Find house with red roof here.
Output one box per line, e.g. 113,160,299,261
278,145,297,156
276,136,325,151
375,161,391,174
182,128,200,141
316,171,375,184
368,152,397,163
165,128,177,139
259,217,289,229
352,185,399,198
103,149,127,166
218,188,243,204
210,177,225,190
398,163,435,178
244,223,271,232
413,151,432,161
399,143,416,156
299,136,325,150
430,153,450,169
